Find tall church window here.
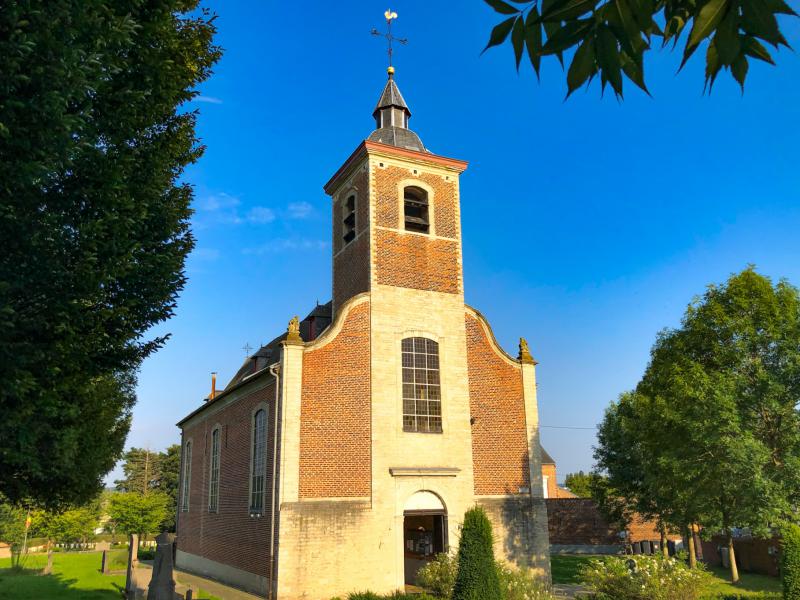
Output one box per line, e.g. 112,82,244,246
181,440,192,512
209,427,221,513
404,186,429,234
250,409,267,514
343,194,356,245
402,337,442,433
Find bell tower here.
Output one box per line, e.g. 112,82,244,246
324,69,468,315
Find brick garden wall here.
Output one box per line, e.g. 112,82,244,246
177,380,277,577
465,312,529,496
299,301,371,498
546,499,620,546
701,536,781,577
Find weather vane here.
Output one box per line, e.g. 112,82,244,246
371,9,407,76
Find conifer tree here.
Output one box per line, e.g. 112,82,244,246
452,507,502,600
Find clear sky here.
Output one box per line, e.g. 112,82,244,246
110,1,800,484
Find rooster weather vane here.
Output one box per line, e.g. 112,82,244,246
371,9,407,75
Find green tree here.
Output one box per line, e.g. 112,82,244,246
0,499,27,568
452,507,503,600
31,501,101,547
783,524,800,600
0,1,221,507
107,492,169,543
114,444,181,530
608,267,800,583
563,470,603,498
481,0,797,98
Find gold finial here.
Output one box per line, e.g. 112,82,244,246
518,338,537,365
286,316,303,344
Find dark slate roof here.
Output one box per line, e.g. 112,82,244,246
373,78,410,115
224,301,333,390
368,126,426,152
540,445,556,465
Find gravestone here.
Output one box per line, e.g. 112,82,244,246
125,533,139,599
147,532,176,600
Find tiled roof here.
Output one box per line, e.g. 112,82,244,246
373,78,409,114
367,126,426,152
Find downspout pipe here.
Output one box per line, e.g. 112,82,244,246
268,362,281,600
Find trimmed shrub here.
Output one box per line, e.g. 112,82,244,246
581,554,709,600
417,552,457,598
452,507,503,600
783,524,800,600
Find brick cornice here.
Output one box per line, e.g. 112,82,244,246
324,140,468,195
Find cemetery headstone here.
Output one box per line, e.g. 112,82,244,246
147,532,176,600
125,533,139,599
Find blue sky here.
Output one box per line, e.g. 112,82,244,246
111,1,800,484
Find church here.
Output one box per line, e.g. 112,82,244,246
174,64,551,599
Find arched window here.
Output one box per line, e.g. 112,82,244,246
208,426,221,513
180,440,192,512
402,337,442,433
343,193,356,244
404,186,429,234
250,408,267,514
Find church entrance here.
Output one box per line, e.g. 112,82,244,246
402,492,448,586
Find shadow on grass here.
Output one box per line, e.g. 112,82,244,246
0,568,124,600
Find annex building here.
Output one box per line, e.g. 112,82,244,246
175,68,551,599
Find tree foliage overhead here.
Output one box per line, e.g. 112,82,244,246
481,0,797,98
0,2,221,507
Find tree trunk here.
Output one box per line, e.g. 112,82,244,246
43,540,53,575
728,533,739,583
660,525,669,558
687,527,697,569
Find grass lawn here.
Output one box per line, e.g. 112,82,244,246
0,551,222,600
550,554,782,597
0,552,125,599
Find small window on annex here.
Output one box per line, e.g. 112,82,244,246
403,186,429,234
343,194,356,245
181,440,192,512
402,337,442,433
250,409,267,514
208,427,221,513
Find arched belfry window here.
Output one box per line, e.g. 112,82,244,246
404,186,429,234
250,408,267,514
402,337,442,433
343,193,356,245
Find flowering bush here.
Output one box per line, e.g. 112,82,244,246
416,552,554,600
496,562,556,600
580,555,709,600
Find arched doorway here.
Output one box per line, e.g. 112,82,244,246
403,491,448,585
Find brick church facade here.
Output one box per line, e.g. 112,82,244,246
175,70,551,599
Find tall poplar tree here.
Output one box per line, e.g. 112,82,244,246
0,1,221,507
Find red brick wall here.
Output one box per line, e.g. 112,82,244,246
701,536,781,577
333,233,370,311
299,301,371,498
373,166,459,240
375,229,461,294
333,169,371,311
547,499,620,546
177,381,276,577
465,312,529,495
